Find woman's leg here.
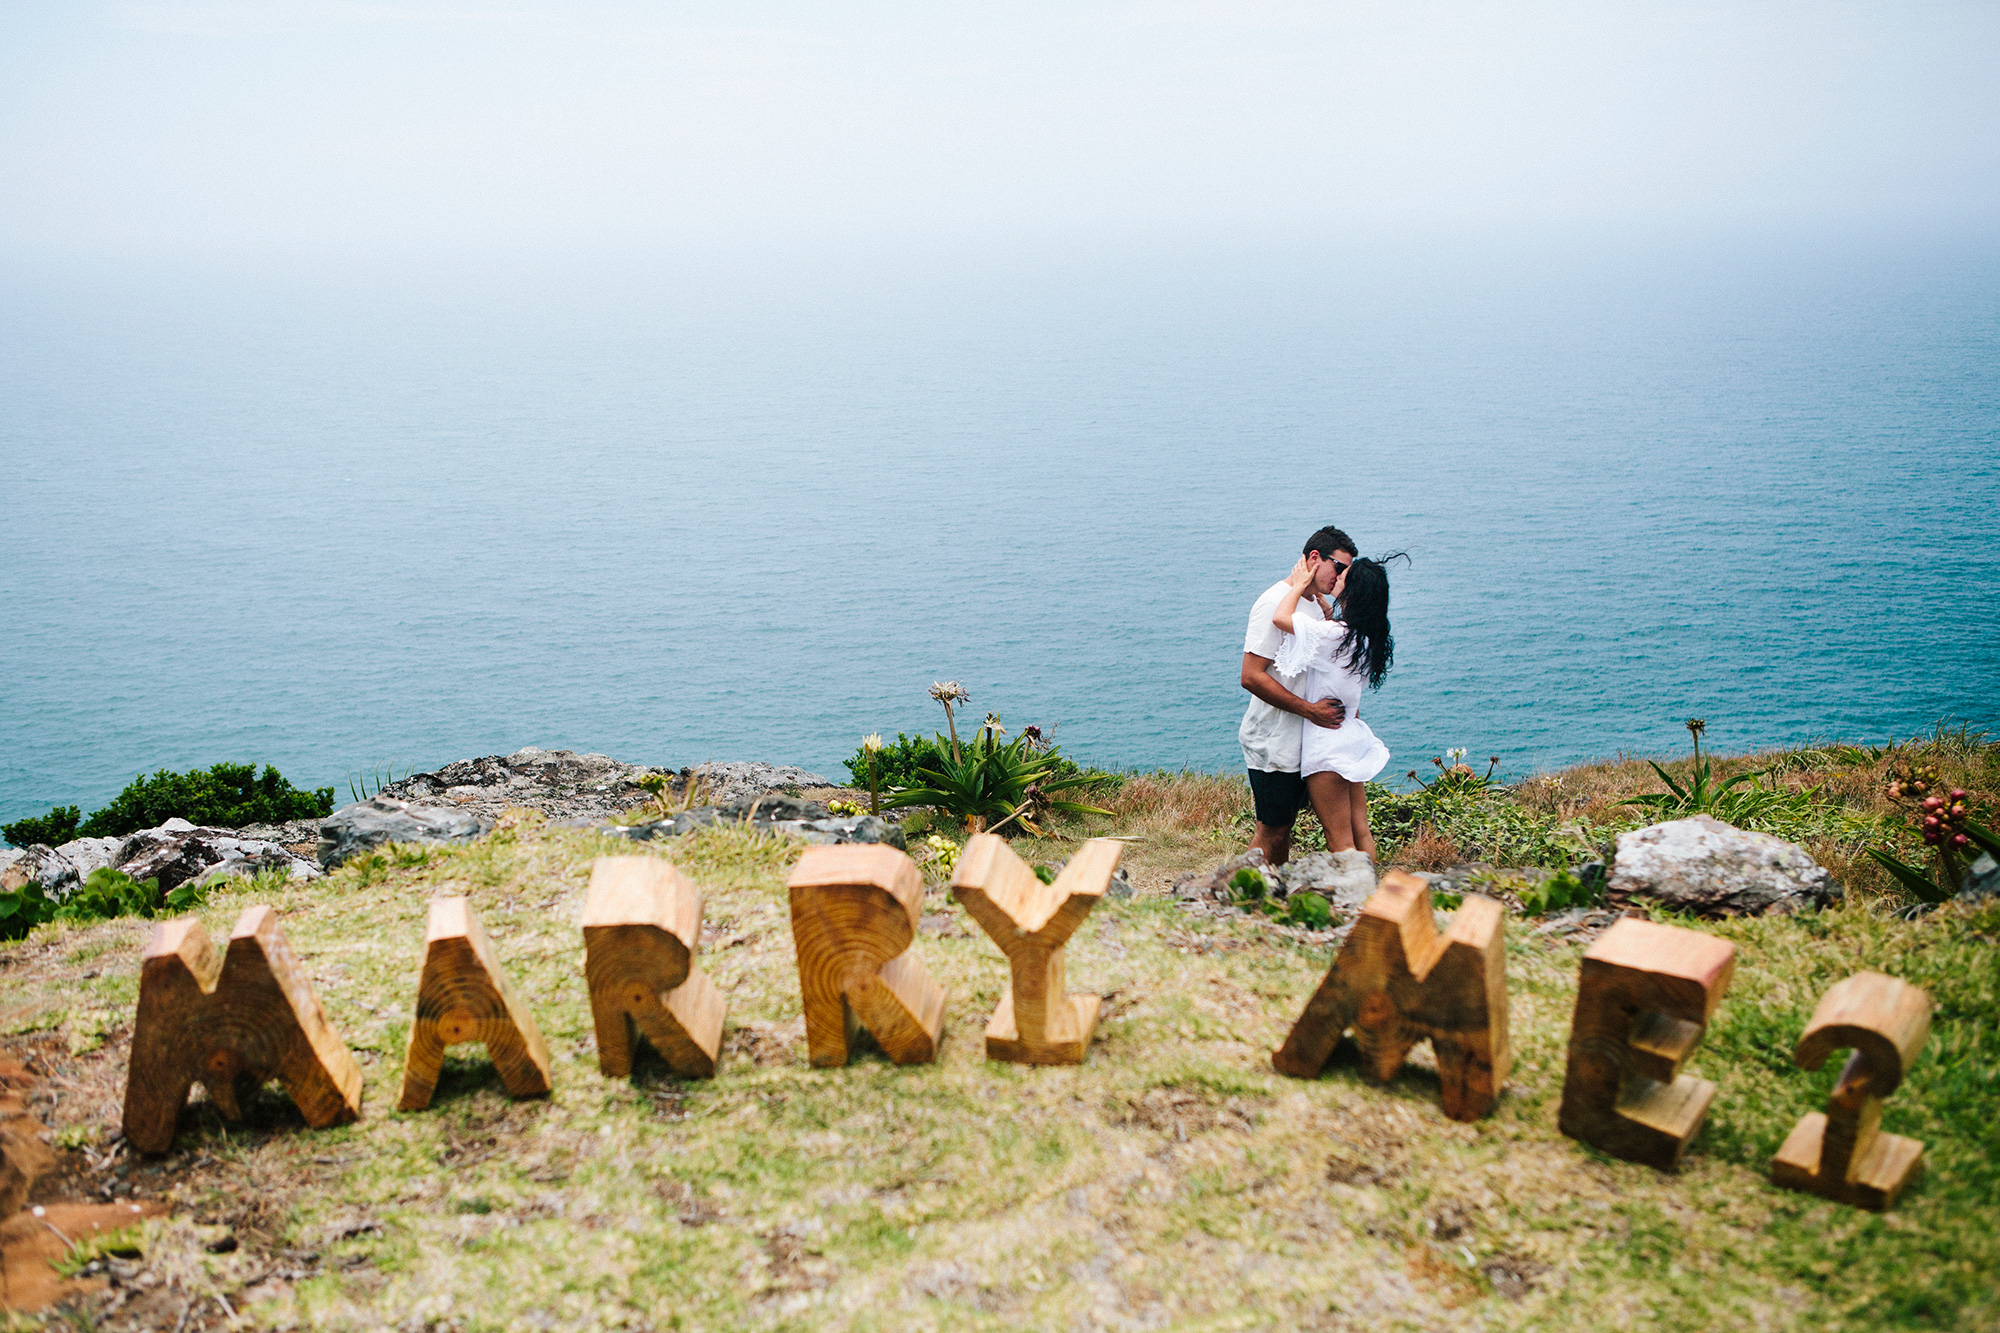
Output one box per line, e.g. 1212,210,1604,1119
1348,779,1376,860
1305,772,1356,852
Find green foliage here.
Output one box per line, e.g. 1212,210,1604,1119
882,727,1112,837
1868,820,2000,905
79,762,334,838
1033,863,1057,885
7,762,335,848
0,865,215,941
1518,867,1601,916
844,731,1120,797
1227,866,1269,902
1284,892,1332,929
1369,782,1592,868
52,1224,145,1278
347,761,414,804
1,804,80,849
1621,719,1828,833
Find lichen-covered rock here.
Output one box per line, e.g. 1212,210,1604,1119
688,761,830,804
1609,815,1838,916
609,794,904,850
1275,849,1378,913
382,747,670,822
318,798,495,869
0,845,76,898
116,821,321,892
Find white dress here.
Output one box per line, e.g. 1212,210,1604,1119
1274,618,1391,783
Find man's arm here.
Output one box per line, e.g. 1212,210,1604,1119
1241,653,1345,729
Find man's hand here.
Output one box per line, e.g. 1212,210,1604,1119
1302,697,1346,729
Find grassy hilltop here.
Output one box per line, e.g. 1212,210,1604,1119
2,733,1997,1332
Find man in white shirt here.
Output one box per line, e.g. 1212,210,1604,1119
1239,526,1356,866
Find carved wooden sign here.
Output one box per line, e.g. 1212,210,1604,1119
1771,970,1932,1210
122,906,363,1155
398,896,553,1110
583,857,726,1079
1557,917,1735,1171
788,844,944,1067
951,834,1120,1065
1272,871,1511,1122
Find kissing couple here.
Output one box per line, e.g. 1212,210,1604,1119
1237,525,1401,868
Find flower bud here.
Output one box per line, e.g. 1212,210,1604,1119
1953,833,1971,848
1922,796,1944,812
1951,789,1968,801
1923,815,1941,830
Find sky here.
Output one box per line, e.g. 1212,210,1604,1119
2,1,1997,265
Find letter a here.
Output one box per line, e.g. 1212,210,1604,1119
1272,872,1510,1122
122,906,363,1155
788,844,944,1067
398,896,553,1110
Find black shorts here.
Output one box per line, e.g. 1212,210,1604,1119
1247,768,1308,829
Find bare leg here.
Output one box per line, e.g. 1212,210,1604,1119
1349,780,1375,860
1305,773,1356,853
1249,822,1293,867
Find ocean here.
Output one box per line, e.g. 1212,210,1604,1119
3,228,1997,824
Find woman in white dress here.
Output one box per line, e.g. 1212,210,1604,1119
1269,555,1397,858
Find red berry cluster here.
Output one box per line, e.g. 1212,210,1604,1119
1884,760,1940,803
1920,789,1974,850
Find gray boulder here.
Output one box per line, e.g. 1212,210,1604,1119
1609,815,1838,916
1275,849,1378,914
117,821,321,893
1958,853,1999,904
0,837,128,901
318,798,495,869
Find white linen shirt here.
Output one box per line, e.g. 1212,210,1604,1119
1238,579,1328,773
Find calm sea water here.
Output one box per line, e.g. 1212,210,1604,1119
3,230,1997,825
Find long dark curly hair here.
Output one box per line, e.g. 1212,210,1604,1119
1336,554,1406,690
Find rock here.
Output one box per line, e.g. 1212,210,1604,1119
116,823,321,893
1957,853,2000,904
607,794,905,850
0,837,124,901
382,747,673,823
1275,850,1378,913
1107,867,1134,900
688,761,830,804
1608,815,1838,917
0,846,79,899
317,798,495,870
54,837,121,880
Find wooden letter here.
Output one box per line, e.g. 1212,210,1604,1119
788,844,945,1067
398,896,553,1110
951,834,1119,1065
1557,917,1735,1171
121,906,363,1155
583,857,726,1079
1272,871,1511,1122
1771,970,1931,1211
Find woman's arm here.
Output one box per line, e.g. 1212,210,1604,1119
1271,566,1313,634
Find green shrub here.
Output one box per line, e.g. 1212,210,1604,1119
1369,782,1592,868
2,805,81,849
0,866,212,941
844,732,1121,797
1518,867,1601,916
1,763,336,847
881,725,1114,837
1285,892,1332,929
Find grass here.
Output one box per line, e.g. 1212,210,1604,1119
1,738,1996,1330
